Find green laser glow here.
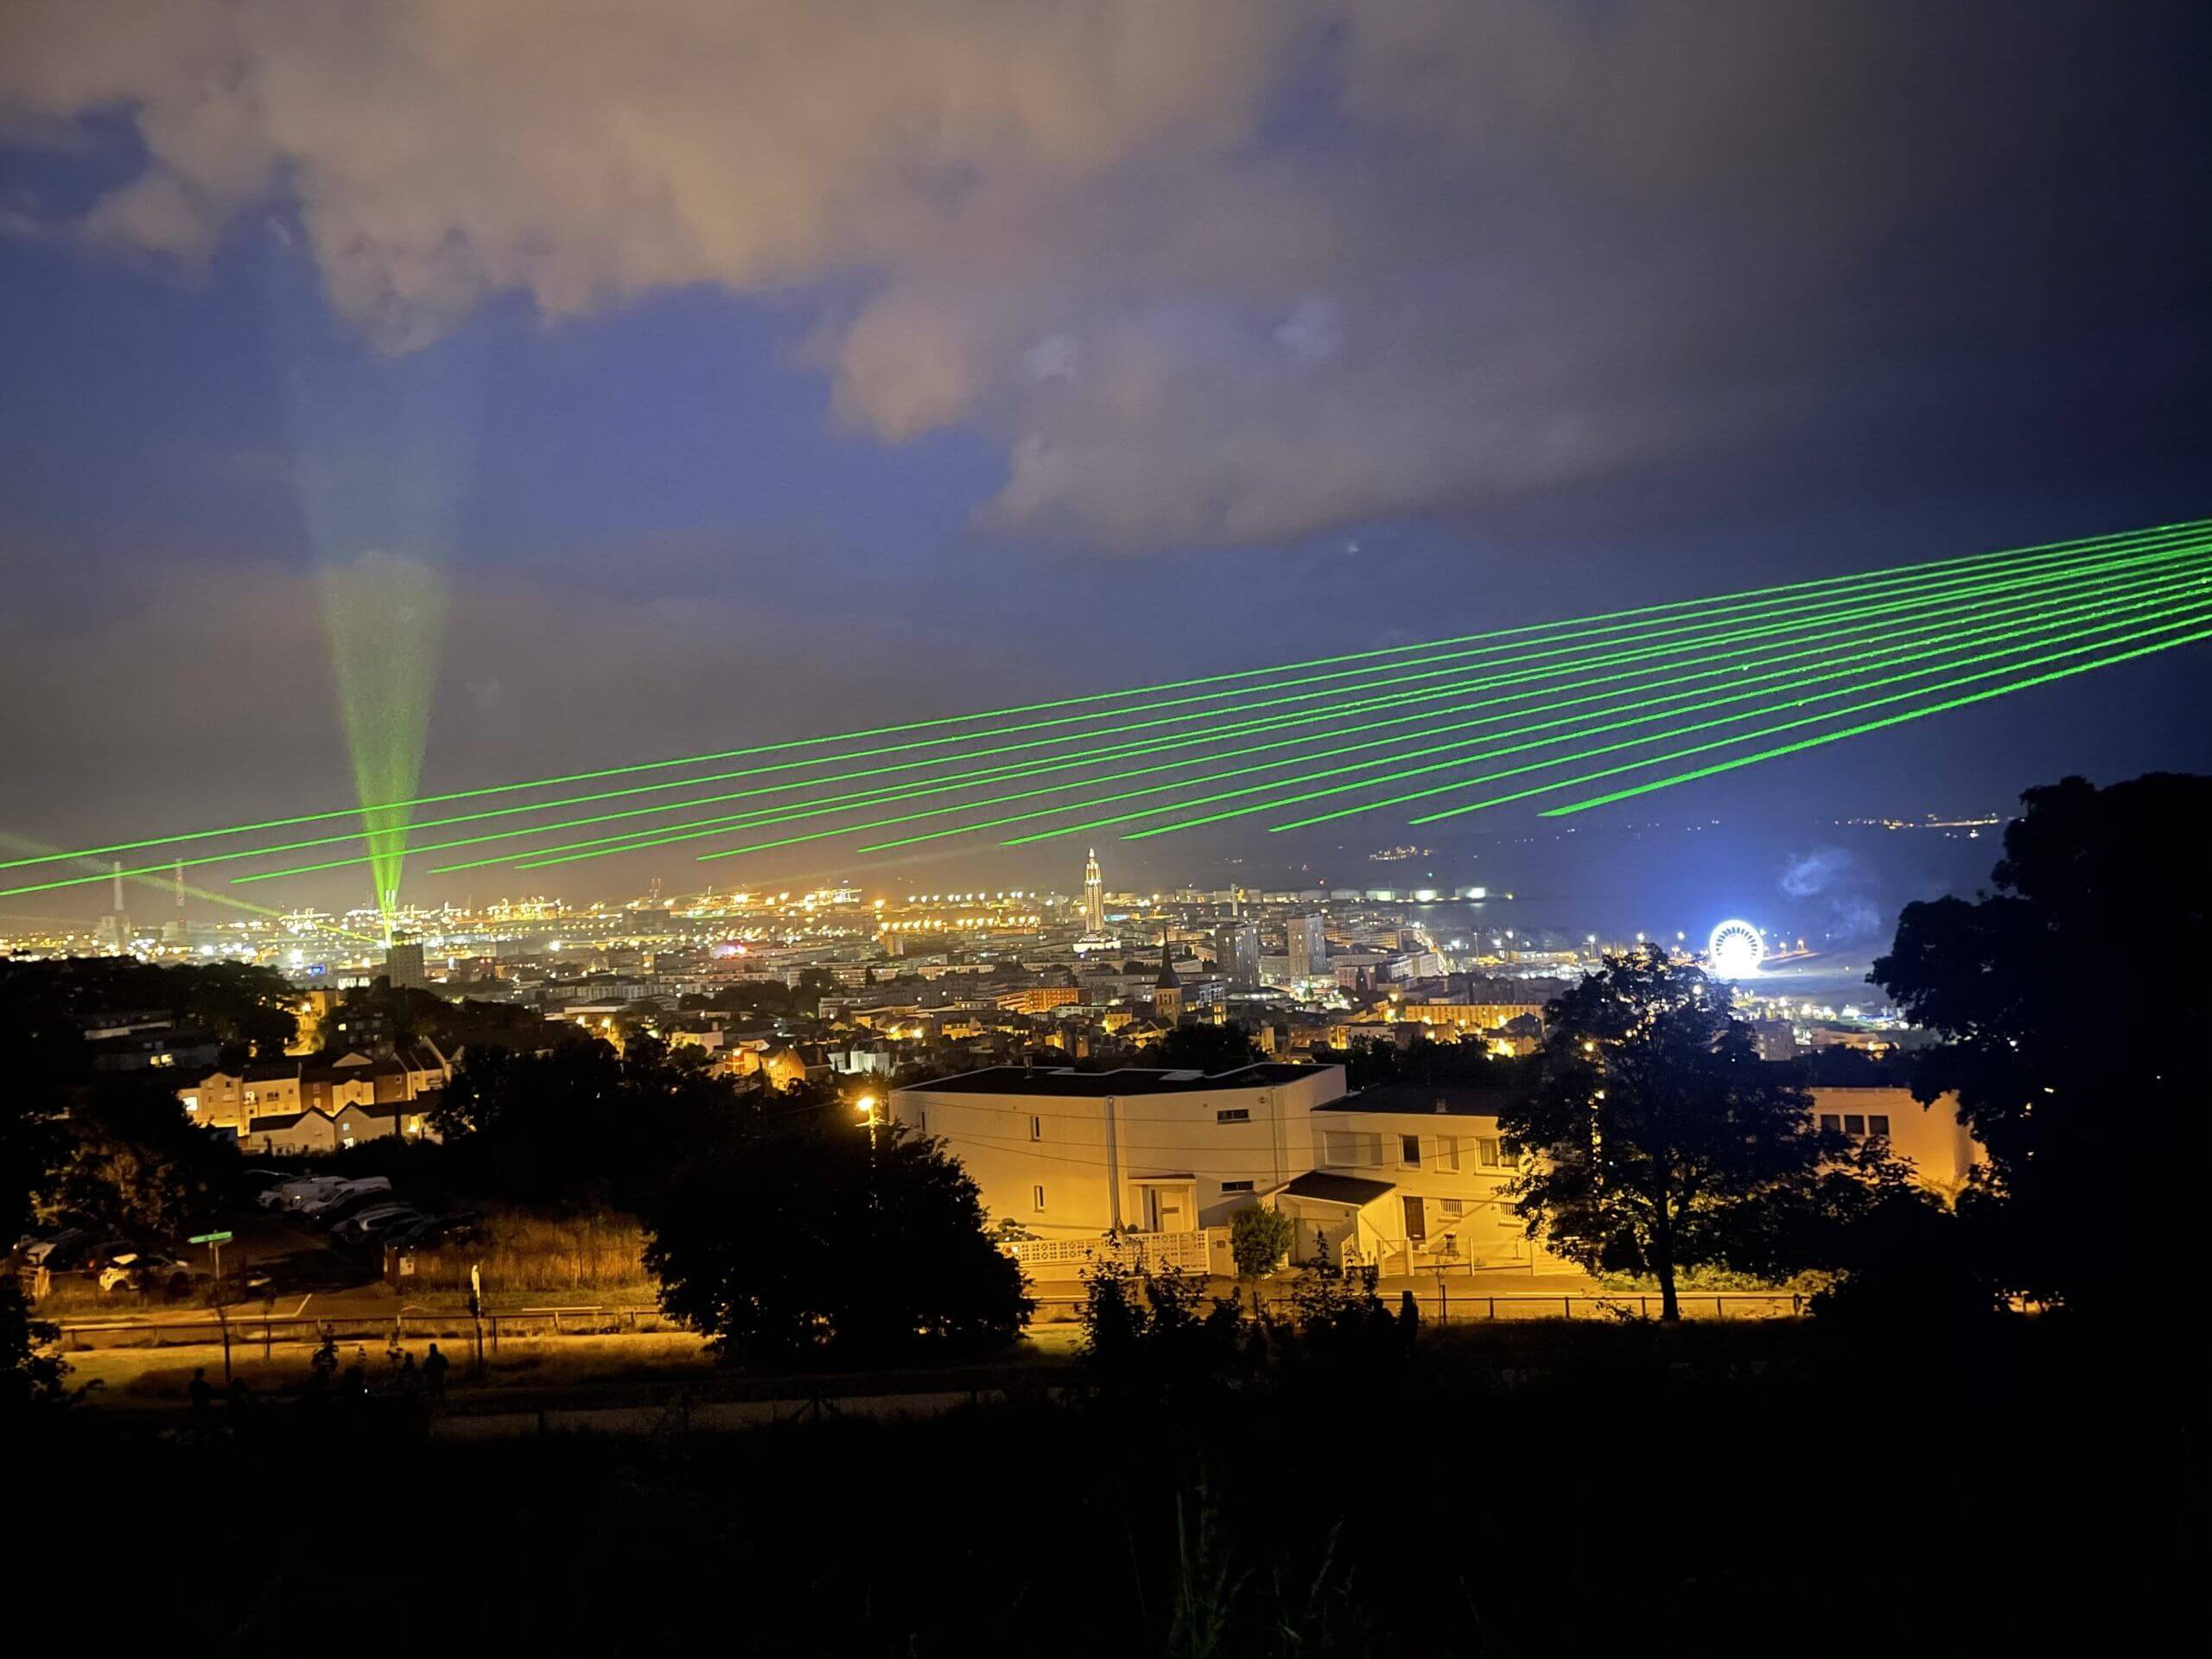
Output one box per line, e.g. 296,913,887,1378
696,566,2211,860
210,533,2201,886
498,543,2212,871
7,516,2204,871
1397,610,2212,827
1268,598,2212,830
320,551,448,927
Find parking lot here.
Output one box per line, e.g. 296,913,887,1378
16,1166,484,1318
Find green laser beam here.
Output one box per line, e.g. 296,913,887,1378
1039,572,2212,843
8,516,2204,870
1539,630,2212,817
1275,601,2212,830
690,565,2211,860
210,533,2202,886
493,543,2212,871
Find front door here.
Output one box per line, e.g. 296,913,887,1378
1142,1188,1185,1231
1402,1194,1426,1242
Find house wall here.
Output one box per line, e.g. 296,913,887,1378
1306,1107,1553,1268
893,1066,1345,1239
1808,1086,1981,1194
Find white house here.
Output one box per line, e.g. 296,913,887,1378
893,1062,1346,1242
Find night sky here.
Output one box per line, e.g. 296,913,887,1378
3,2,2208,921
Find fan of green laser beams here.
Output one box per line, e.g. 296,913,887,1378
1539,628,2212,818
416,540,2212,874
15,525,2177,898
1177,590,2212,836
0,529,2186,901
454,545,2206,874
417,548,2212,885
730,565,2212,860
1408,613,2212,828
43,527,2171,896
548,566,2194,871
6,521,2204,898
1252,600,2212,832
950,570,2212,849
6,516,2205,874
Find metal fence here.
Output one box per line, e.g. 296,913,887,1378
54,1287,1811,1354
54,1304,673,1352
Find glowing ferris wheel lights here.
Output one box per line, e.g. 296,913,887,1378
1707,918,1765,979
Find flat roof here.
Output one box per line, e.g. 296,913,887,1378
1282,1171,1395,1205
1321,1084,1516,1117
896,1061,1329,1098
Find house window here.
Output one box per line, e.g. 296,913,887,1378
1868,1115,1891,1138
1476,1136,1506,1167
1440,1198,1464,1217
1032,1185,1046,1211
1843,1114,1866,1136
1221,1179,1255,1193
1400,1135,1421,1167
1440,1135,1461,1172
1029,1115,1042,1141
1216,1108,1250,1123
1820,1114,1842,1133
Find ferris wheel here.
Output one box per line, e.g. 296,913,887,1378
1706,918,1765,979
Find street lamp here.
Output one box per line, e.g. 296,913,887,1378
855,1092,880,1150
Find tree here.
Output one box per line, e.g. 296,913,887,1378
1872,773,2209,1318
430,1034,753,1210
1503,945,1837,1319
1077,1258,1247,1396
1152,1020,1262,1071
641,1105,1031,1364
1229,1205,1294,1279
42,1077,235,1236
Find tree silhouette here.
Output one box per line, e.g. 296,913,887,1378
642,1103,1030,1364
1503,945,1834,1319
1151,1021,1262,1071
1872,772,2209,1318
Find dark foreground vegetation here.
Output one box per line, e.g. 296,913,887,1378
18,1313,2196,1656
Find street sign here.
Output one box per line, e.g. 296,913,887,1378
188,1231,234,1245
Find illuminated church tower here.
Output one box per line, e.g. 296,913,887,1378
1083,849,1105,936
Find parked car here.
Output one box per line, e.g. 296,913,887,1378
385,1212,481,1250
20,1228,92,1269
330,1204,423,1243
99,1251,191,1295
308,1188,401,1227
294,1176,393,1219
261,1177,348,1212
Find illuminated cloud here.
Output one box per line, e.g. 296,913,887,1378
2,1,2197,547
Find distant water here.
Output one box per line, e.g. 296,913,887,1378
1372,817,1998,1014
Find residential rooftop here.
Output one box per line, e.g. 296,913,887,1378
896,1062,1328,1097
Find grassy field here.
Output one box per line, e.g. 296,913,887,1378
60,1321,1091,1414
